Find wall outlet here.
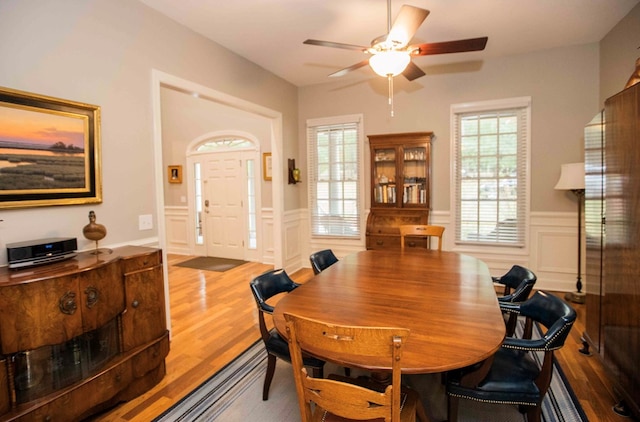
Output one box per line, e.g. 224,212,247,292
139,214,153,231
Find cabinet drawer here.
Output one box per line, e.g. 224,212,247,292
16,360,133,422
120,250,161,274
0,276,83,354
131,332,170,377
367,235,401,250
78,260,126,332
402,237,430,249
0,358,8,416
122,266,167,350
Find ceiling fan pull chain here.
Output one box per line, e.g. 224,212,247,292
388,74,394,117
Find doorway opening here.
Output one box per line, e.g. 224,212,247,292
187,135,261,261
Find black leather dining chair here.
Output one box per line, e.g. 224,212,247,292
493,265,537,336
309,249,338,275
249,269,325,400
493,265,536,298
446,291,576,422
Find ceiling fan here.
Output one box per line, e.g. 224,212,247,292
303,0,488,82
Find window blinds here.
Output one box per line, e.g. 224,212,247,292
453,105,529,246
307,121,361,238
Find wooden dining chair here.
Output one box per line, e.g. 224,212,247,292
284,312,428,422
399,224,445,251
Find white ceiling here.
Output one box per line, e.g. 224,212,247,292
139,0,639,87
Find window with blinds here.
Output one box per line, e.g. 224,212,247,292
451,97,531,246
307,115,363,238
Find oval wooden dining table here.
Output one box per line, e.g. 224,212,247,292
273,249,506,374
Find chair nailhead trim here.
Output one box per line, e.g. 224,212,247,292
448,392,537,407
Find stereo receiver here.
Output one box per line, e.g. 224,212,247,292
7,237,78,269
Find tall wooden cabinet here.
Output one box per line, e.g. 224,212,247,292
584,82,640,418
584,110,605,354
0,246,169,422
366,132,433,250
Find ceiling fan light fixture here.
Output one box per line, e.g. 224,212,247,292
369,51,410,77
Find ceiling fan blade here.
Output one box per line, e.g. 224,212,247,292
410,37,488,56
329,59,371,78
402,61,426,81
303,39,369,52
386,5,429,47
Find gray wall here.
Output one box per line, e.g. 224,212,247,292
0,0,638,265
298,43,600,213
160,87,273,208
0,0,297,262
600,3,640,104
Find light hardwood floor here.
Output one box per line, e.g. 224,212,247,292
89,254,628,422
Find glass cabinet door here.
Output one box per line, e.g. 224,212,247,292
373,148,396,205
402,146,427,205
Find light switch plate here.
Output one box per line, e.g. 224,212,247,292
139,214,153,230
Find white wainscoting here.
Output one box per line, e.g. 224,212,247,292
163,206,276,263
285,209,581,293
261,208,274,265
164,206,191,255
164,206,581,292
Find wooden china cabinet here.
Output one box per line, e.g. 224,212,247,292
0,246,169,422
366,132,433,250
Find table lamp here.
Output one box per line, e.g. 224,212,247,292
554,162,585,303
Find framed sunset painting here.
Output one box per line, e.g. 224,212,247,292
0,87,102,208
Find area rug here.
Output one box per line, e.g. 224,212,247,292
154,322,588,422
175,256,248,272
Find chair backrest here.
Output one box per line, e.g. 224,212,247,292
497,265,537,303
309,249,339,275
250,269,299,341
284,313,409,422
399,224,445,251
504,291,576,400
518,291,576,350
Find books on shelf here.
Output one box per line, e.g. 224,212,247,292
375,184,396,204
403,184,426,204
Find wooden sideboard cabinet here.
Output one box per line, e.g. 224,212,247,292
366,132,433,250
0,246,169,422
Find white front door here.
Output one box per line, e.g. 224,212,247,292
202,152,245,259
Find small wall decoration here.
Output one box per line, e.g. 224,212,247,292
263,152,272,181
0,86,102,209
168,165,182,184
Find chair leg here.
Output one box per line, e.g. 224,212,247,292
505,313,518,337
447,395,459,422
526,404,542,422
416,397,430,422
263,354,277,400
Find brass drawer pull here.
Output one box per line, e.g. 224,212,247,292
85,286,99,308
59,292,77,315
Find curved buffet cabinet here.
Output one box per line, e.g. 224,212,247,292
0,246,169,421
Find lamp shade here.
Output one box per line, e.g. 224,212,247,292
554,162,585,190
369,51,411,77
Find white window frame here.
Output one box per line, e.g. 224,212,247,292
450,97,531,249
307,114,365,240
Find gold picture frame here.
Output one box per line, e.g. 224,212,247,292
0,86,102,209
168,165,182,184
263,152,272,181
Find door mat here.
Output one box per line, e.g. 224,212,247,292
175,256,249,272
